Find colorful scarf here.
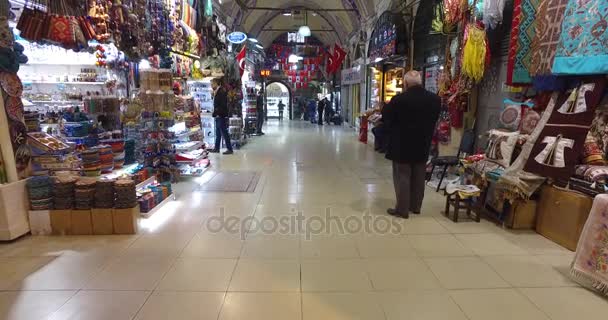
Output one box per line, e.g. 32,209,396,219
514,0,539,84
571,193,608,296
552,0,608,75
529,0,568,76
506,0,522,85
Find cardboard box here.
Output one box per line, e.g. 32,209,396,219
536,185,592,251
91,208,114,235
28,210,52,235
50,209,72,235
113,207,139,234
505,200,537,229
71,210,93,235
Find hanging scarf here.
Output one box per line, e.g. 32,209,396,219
552,0,608,75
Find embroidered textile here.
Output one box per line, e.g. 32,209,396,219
553,0,608,75
529,0,568,76
498,103,521,131
571,194,608,296
521,109,541,134
512,0,539,84
486,130,519,168
506,0,522,85
523,78,606,183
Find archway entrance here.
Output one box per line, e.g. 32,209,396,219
266,82,292,120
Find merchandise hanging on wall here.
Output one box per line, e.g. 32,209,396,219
551,0,608,75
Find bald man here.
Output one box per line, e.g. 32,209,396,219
383,70,441,219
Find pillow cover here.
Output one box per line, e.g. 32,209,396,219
520,109,541,135
498,103,521,131
485,129,519,167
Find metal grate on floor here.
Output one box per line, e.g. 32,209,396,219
200,171,261,192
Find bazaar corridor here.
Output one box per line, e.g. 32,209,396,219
1,121,607,320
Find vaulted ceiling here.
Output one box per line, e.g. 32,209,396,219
218,0,384,47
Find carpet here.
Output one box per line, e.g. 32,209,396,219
571,193,608,296
200,171,261,192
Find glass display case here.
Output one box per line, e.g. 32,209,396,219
368,67,382,110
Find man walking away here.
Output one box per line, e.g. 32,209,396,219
384,71,440,219
323,98,333,124
256,90,265,135
278,100,285,120
209,78,234,155
317,98,325,125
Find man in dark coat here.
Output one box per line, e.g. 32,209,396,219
210,78,234,155
256,90,265,135
317,98,325,125
383,70,440,218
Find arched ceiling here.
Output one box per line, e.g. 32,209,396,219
219,0,384,47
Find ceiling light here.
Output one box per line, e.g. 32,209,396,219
282,11,292,16
298,25,311,37
256,44,264,49
288,54,300,63
248,38,258,43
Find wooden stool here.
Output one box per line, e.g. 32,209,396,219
444,193,481,223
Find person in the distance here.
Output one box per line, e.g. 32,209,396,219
209,78,234,155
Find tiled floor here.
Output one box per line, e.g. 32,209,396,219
1,120,607,319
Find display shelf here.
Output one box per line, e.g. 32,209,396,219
28,100,83,104
25,81,106,85
140,193,175,218
176,153,207,164
136,176,157,189
174,141,203,152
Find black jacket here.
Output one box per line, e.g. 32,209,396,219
384,85,441,163
212,87,229,118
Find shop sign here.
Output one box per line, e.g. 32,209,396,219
368,11,407,61
227,32,247,44
341,66,362,85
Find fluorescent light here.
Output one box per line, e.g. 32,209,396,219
248,38,258,43
256,44,264,49
282,11,292,16
298,25,311,37
288,54,300,63
374,57,383,63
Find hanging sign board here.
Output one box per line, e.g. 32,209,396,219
341,66,363,85
227,32,247,44
368,11,407,61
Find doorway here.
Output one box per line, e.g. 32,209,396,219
266,82,292,120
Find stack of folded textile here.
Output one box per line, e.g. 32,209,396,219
81,149,101,177
27,176,53,210
53,176,77,209
74,178,96,210
114,179,137,208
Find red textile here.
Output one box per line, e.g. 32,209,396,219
506,0,522,85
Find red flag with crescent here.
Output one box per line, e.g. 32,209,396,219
236,46,246,76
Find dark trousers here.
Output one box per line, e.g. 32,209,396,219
214,117,233,151
279,110,283,120
318,111,324,125
371,125,388,152
256,113,264,133
392,161,426,214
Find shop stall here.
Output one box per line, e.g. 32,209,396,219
0,0,238,237
428,1,608,296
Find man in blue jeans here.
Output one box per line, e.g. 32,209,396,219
209,78,233,155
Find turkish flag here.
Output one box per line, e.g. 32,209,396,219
332,44,347,74
236,46,246,76
326,49,335,74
